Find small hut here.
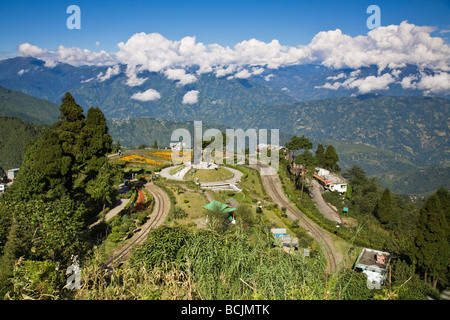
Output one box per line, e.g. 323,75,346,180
203,200,237,223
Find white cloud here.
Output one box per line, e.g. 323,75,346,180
15,21,450,91
251,67,265,75
131,88,161,101
391,69,402,79
97,64,121,82
399,75,418,89
17,43,48,56
81,77,95,83
326,72,346,80
164,68,197,85
124,65,148,87
17,69,28,76
347,74,395,93
416,72,450,93
215,65,237,77
233,69,252,79
316,73,395,93
308,21,449,71
182,90,199,104
399,72,450,94
17,42,117,68
264,74,274,81
350,70,361,77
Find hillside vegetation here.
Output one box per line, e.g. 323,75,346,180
0,117,46,175
0,86,59,124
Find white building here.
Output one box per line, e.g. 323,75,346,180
313,167,347,193
7,168,19,180
328,183,347,193
355,248,391,289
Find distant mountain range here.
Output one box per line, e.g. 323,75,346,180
1,57,449,119
0,56,448,195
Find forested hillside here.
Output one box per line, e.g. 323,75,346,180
0,86,59,124
0,117,46,175
0,93,118,298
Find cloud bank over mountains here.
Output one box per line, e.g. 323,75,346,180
16,21,450,95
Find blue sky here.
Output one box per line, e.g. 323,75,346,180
0,0,449,56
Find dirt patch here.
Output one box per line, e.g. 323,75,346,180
341,216,358,227
192,217,208,229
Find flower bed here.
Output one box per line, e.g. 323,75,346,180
120,154,164,166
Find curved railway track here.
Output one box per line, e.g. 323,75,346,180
253,162,340,274
103,183,170,268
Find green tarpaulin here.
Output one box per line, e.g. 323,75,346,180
203,200,237,214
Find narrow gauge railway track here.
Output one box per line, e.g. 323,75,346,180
104,183,170,268
253,162,339,274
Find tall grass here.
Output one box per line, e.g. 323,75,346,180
71,221,371,300
182,221,329,300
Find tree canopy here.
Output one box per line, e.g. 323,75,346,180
0,92,115,297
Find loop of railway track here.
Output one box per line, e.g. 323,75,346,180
253,162,340,274
103,183,170,268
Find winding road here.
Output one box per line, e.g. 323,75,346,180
252,162,342,274
103,182,170,268
102,156,342,273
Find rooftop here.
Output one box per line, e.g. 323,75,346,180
314,167,346,184
355,248,390,270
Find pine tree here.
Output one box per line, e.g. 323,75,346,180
375,188,395,226
53,92,86,189
315,144,325,167
324,145,339,171
435,186,450,235
0,93,115,275
58,92,85,123
414,193,450,289
84,106,113,158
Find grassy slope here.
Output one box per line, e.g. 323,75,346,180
0,86,59,124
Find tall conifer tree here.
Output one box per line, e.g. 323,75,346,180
414,193,450,288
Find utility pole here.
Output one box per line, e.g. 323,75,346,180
300,168,306,203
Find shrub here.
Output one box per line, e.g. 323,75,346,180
130,225,192,269
168,205,187,221
137,211,148,226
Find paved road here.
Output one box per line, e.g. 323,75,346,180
88,198,130,229
160,163,192,180
309,179,342,223
160,164,244,191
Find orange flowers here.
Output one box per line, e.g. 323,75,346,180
147,151,192,162
119,154,164,166
133,188,146,212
